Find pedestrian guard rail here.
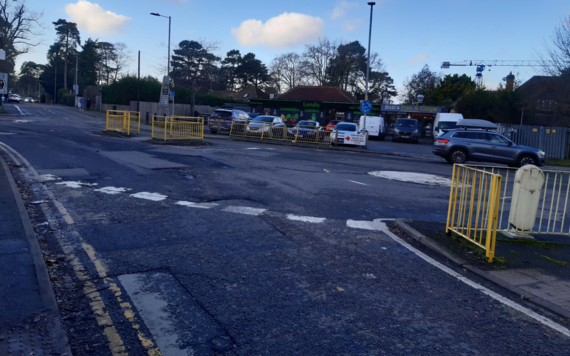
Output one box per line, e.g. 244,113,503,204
230,122,334,146
447,164,502,262
151,116,204,141
470,165,570,236
106,110,140,135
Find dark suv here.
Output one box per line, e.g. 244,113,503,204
208,109,249,134
433,129,545,167
392,118,420,143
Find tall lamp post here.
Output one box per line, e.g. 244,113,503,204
362,2,375,135
150,12,172,116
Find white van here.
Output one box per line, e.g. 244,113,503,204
359,115,385,140
433,113,464,139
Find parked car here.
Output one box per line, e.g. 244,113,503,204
246,116,285,137
208,109,249,133
8,94,21,103
432,119,545,167
392,118,420,143
24,97,36,103
288,120,320,138
325,120,343,132
332,122,360,145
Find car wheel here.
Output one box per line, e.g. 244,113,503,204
518,155,537,167
449,149,468,164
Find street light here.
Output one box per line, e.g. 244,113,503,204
150,13,171,79
362,2,375,139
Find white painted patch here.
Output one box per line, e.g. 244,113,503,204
368,171,453,187
381,247,387,250
14,105,24,116
348,180,368,186
363,273,377,279
222,206,267,216
38,174,60,181
13,119,31,123
370,220,570,338
175,201,218,209
346,219,385,231
30,200,47,205
130,192,168,201
324,169,330,173
286,214,326,223
56,181,98,189
245,148,261,150
94,186,130,195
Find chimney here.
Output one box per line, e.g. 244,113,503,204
506,72,515,91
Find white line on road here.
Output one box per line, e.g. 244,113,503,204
324,169,330,173
130,192,168,201
94,187,130,194
56,181,98,188
222,206,267,216
14,105,24,116
176,201,218,209
370,219,570,339
286,214,326,223
348,180,368,186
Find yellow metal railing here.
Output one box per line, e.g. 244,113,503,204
230,122,332,146
151,116,203,141
105,110,140,135
468,165,570,235
446,164,502,262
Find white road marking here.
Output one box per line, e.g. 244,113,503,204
369,171,453,187
346,219,384,230
324,169,330,173
245,148,261,150
348,180,368,186
94,187,130,194
130,192,168,201
352,219,570,339
286,214,326,223
222,206,267,216
56,181,98,188
38,174,60,181
175,201,218,209
14,105,24,116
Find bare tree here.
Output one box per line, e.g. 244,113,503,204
538,15,570,76
270,52,304,93
110,42,131,82
0,0,44,73
402,64,441,104
301,38,337,86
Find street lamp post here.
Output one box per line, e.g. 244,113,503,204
362,2,375,136
151,12,171,116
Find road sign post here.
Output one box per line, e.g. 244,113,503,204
0,73,8,108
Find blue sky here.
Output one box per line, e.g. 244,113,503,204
19,0,570,97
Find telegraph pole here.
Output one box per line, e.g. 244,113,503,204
137,51,140,112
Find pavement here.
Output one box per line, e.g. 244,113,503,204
395,219,570,320
0,155,70,355
1,103,570,355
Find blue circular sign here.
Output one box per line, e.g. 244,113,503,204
360,100,372,114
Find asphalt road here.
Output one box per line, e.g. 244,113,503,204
1,103,569,355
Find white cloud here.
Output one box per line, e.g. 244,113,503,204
231,12,324,48
65,1,131,36
332,1,359,19
343,18,362,32
408,53,429,66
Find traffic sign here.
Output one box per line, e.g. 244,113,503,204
360,100,372,114
170,91,175,97
0,73,8,95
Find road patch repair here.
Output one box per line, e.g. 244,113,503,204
393,219,570,320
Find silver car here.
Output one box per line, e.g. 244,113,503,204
246,116,285,137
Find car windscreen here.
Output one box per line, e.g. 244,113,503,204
212,111,232,118
439,121,457,130
335,123,357,131
298,121,317,126
395,119,417,128
252,117,274,123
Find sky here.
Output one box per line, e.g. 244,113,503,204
17,0,570,100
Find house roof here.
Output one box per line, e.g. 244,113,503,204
277,86,358,103
516,76,560,99
233,86,269,100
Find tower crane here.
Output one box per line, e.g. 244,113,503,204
441,60,551,86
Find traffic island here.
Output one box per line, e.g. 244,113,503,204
146,138,212,146
392,219,570,320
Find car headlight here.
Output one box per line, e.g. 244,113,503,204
538,150,545,157
413,130,418,134
394,129,400,134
